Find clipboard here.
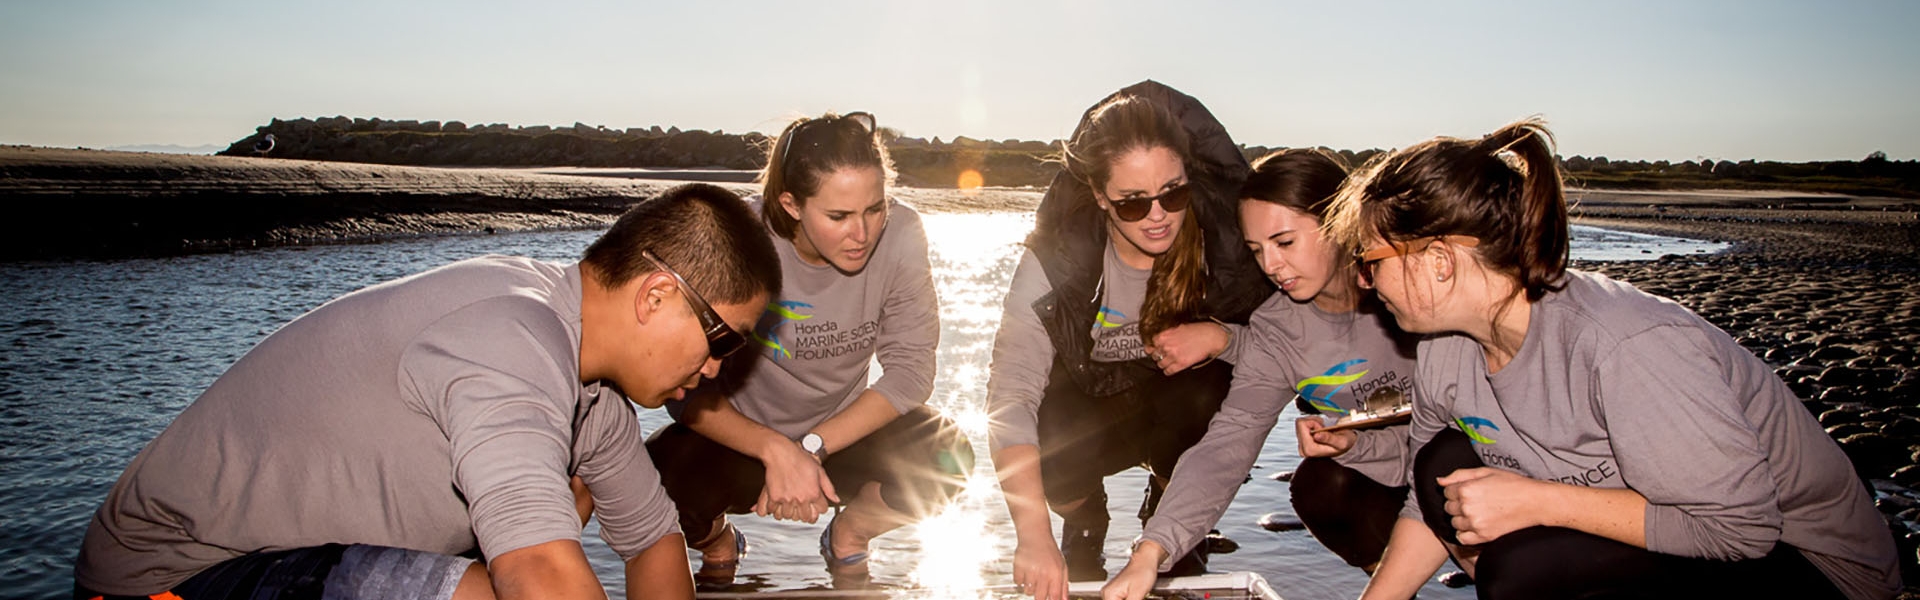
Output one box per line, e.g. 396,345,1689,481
1317,409,1412,432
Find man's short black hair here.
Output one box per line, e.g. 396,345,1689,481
582,183,781,304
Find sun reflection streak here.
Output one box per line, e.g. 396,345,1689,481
910,468,1003,598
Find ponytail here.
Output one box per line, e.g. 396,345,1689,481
1477,120,1567,300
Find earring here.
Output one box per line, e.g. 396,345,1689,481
1437,274,1448,282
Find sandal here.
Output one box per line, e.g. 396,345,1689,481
693,521,747,589
819,512,871,589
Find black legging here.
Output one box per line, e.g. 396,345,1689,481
647,407,974,544
1289,457,1407,570
1414,428,1847,600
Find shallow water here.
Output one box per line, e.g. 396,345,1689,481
0,215,1713,599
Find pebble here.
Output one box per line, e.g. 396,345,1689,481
1439,571,1475,588
1257,512,1305,532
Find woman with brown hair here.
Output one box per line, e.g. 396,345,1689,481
986,81,1267,600
1103,148,1421,600
1329,118,1898,600
647,111,972,590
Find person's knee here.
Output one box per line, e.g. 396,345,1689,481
1413,428,1480,545
1288,457,1352,517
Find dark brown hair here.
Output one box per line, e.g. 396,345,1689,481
758,112,896,238
1327,117,1568,301
1061,95,1204,341
583,183,782,304
1240,148,1350,221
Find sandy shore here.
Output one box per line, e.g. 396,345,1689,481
5,146,1917,587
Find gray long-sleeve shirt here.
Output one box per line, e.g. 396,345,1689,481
986,244,1151,452
1403,270,1898,600
77,256,680,595
1141,292,1418,565
693,198,939,438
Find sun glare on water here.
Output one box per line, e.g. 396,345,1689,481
910,466,1004,598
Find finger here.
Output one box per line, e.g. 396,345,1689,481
1444,499,1462,516
1436,467,1490,486
820,474,841,505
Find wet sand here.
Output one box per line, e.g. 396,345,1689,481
4,147,1917,590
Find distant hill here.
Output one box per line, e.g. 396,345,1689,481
219,117,1920,197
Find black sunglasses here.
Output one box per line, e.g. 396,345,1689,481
1106,184,1192,222
774,111,877,176
642,250,748,359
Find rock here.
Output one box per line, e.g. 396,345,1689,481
1817,366,1871,387
1882,418,1920,439
1895,465,1920,487
1440,571,1475,588
1203,530,1239,554
1257,512,1305,532
1840,433,1908,478
1268,470,1293,482
1810,345,1863,362
1822,408,1867,427
1879,494,1918,513
1825,386,1875,405
1828,423,1875,439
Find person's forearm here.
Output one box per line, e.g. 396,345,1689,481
490,539,607,600
1541,483,1648,548
680,393,790,461
624,533,694,600
807,389,901,455
1358,518,1449,600
993,444,1056,545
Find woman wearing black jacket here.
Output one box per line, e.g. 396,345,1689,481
986,80,1267,600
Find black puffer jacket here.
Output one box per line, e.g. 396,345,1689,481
1025,80,1267,398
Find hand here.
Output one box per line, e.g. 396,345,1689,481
1294,416,1355,458
1101,542,1165,600
1013,537,1070,600
1147,322,1229,375
1438,467,1546,545
752,440,838,523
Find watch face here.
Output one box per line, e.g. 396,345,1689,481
802,433,823,452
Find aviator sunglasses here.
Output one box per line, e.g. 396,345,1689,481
642,250,748,359
1106,184,1193,222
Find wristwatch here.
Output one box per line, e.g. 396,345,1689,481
800,432,828,462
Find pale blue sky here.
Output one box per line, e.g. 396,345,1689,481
2,0,1915,161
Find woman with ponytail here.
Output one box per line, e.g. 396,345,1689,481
647,111,972,590
985,81,1268,600
1328,118,1898,600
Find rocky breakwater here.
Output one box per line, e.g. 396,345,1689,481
1574,197,1920,589
0,145,693,260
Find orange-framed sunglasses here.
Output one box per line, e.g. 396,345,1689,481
1356,235,1481,285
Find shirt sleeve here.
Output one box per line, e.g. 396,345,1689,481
1138,305,1289,568
1597,325,1782,561
1334,424,1411,487
868,206,941,414
985,249,1057,452
575,388,682,560
399,297,584,560
1215,322,1248,365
